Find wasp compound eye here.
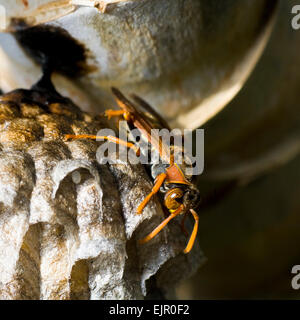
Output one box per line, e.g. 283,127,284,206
164,188,184,210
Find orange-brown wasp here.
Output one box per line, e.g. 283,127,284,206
66,88,200,253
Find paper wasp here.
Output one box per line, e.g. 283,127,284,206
66,88,200,253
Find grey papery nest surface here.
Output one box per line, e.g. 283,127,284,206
0,87,204,300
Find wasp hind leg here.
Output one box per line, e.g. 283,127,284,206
105,109,133,123
65,134,140,156
104,109,125,120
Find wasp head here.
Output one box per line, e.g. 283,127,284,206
164,184,200,213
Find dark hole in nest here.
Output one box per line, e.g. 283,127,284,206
14,25,90,77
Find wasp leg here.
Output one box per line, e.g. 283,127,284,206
139,205,184,245
105,109,133,122
180,212,189,238
65,134,140,156
136,172,167,214
183,209,199,254
104,109,125,120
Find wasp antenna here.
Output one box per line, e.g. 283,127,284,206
183,209,199,254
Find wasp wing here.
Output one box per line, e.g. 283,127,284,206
130,94,171,131
111,87,171,163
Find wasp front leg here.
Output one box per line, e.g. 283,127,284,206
139,205,184,244
183,209,199,254
136,172,167,214
139,206,199,254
